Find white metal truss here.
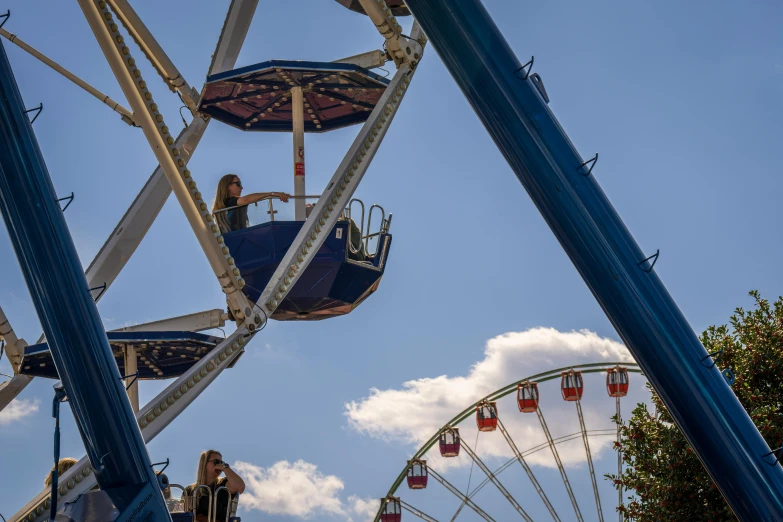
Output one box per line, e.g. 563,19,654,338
458,432,533,521
208,0,259,76
111,309,227,333
496,417,561,521
427,466,495,522
575,400,604,522
0,26,135,125
334,49,388,69
105,0,199,112
77,0,261,330
537,407,584,522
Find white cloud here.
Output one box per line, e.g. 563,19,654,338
234,459,347,519
345,327,646,470
232,460,381,521
346,496,379,522
0,397,40,426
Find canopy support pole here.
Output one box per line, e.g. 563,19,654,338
292,85,306,221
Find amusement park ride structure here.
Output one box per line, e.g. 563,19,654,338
0,0,781,521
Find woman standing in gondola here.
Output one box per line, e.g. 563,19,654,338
212,173,291,233
186,449,246,522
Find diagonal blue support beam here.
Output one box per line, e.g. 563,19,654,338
0,40,170,519
403,1,783,519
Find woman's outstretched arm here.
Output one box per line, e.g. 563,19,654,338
236,191,291,206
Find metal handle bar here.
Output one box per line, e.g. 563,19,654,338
212,485,234,522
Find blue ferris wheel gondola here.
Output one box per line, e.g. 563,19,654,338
201,58,396,321
223,215,392,321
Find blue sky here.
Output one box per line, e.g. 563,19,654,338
0,0,781,520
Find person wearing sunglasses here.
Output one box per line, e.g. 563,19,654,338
213,173,292,233
185,449,246,522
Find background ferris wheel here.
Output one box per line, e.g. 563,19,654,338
375,362,646,522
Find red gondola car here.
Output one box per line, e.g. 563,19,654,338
476,401,498,432
439,427,460,457
517,382,539,413
406,459,428,489
561,370,583,401
380,496,401,522
606,366,629,397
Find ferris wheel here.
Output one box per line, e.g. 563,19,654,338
375,363,643,522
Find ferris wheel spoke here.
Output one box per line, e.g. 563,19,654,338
448,500,467,522
537,407,584,522
427,466,496,522
462,427,616,507
497,417,562,521
575,400,604,522
458,435,534,521
400,499,440,522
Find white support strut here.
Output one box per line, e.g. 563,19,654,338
106,0,200,111
333,49,388,69
0,27,135,125
208,0,259,76
78,0,261,330
111,309,227,333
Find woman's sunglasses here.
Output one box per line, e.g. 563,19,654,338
231,181,243,189
209,459,226,466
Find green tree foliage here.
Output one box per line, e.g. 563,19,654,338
608,291,783,521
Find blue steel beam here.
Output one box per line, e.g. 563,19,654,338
0,40,170,519
403,0,783,519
